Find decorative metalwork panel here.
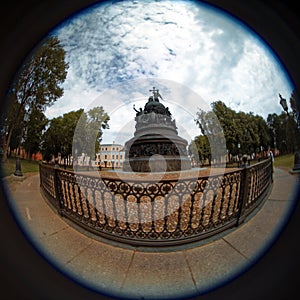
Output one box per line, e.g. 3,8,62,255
245,159,273,214
39,158,273,246
39,164,58,207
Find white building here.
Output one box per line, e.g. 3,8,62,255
96,143,125,169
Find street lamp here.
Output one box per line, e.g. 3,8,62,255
279,93,289,113
279,93,300,172
14,155,23,176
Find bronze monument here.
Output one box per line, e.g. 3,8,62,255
123,87,191,172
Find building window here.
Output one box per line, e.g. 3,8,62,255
104,155,107,159
112,155,114,159
116,155,118,159
120,155,123,159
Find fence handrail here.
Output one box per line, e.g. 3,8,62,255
39,157,273,247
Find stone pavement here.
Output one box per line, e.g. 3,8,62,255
2,168,299,300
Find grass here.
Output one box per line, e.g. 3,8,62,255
274,153,294,169
0,153,294,177
0,157,40,177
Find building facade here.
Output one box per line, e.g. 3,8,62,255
96,143,125,169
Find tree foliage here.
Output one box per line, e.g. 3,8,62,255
188,135,210,165
1,35,68,161
290,89,300,130
267,111,299,154
195,106,227,163
73,106,110,160
23,108,48,158
193,100,274,162
42,109,84,162
193,94,300,163
42,106,110,162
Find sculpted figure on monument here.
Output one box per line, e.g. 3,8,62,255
133,87,179,130
149,86,163,101
133,104,143,116
165,107,171,116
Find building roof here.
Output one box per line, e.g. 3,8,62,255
100,143,123,147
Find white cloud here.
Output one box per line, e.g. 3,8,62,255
45,66,100,119
46,0,293,145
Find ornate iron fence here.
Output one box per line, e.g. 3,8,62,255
39,158,273,246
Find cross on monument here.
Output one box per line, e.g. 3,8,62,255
149,86,163,101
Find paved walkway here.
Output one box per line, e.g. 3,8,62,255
3,168,299,299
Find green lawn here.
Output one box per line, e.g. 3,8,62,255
0,153,295,177
0,157,40,177
274,153,294,169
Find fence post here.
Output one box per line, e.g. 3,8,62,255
236,165,250,226
39,163,42,187
53,165,64,216
271,156,274,183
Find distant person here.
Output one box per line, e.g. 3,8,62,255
269,150,274,173
240,155,248,168
269,150,274,163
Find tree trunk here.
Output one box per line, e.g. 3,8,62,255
1,127,13,162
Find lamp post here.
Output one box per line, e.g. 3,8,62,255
237,142,241,163
14,155,23,176
73,148,78,171
279,94,300,172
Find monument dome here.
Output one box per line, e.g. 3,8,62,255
144,97,166,114
123,87,191,172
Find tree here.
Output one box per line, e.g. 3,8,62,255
72,110,88,159
195,106,227,164
1,35,68,161
42,109,83,162
188,135,211,166
73,106,110,160
266,112,298,154
195,100,272,162
267,113,280,151
254,114,271,152
211,101,238,156
1,92,25,157
234,112,260,156
62,109,85,162
23,108,48,159
86,106,110,157
8,124,24,157
41,116,64,161
290,89,300,130
42,107,110,164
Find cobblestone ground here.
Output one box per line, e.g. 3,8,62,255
87,167,238,180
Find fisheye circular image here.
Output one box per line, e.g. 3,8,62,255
1,1,299,300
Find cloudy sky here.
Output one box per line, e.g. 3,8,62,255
46,0,293,145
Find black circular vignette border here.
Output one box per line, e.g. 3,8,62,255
0,1,299,300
